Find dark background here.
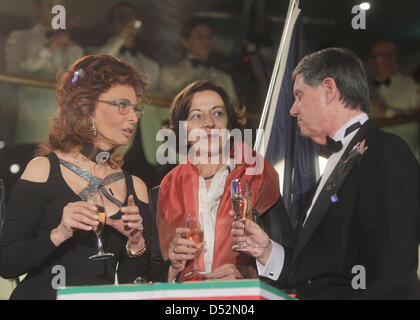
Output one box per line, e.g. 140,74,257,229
0,0,419,71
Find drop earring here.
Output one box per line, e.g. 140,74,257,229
91,118,97,137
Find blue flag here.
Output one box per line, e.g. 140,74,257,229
255,4,318,229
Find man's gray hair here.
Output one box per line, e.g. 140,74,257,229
293,47,369,113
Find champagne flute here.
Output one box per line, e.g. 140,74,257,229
87,190,114,261
183,213,205,281
231,179,257,250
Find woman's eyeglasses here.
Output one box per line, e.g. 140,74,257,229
98,99,144,118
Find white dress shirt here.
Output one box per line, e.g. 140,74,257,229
159,57,238,103
90,36,160,92
6,24,83,80
257,113,369,280
197,163,235,273
377,73,420,160
378,73,420,112
198,167,229,273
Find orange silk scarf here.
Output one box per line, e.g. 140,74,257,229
157,143,280,280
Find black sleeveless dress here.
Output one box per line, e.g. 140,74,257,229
0,153,151,300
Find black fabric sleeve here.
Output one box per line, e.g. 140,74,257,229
358,134,420,298
257,196,295,248
0,180,58,279
148,186,171,283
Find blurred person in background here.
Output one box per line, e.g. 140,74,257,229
368,40,420,161
91,1,159,93
159,18,238,104
90,2,161,180
5,0,83,145
149,18,240,176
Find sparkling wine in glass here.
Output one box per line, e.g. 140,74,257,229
87,190,114,261
186,228,204,251
183,213,205,281
231,179,257,250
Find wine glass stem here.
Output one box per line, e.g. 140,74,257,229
96,234,104,254
241,220,246,245
194,255,198,273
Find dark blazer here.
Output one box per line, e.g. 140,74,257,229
279,120,420,299
148,185,171,282
148,185,295,283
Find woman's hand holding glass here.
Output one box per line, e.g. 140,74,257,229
50,201,99,247
168,227,201,281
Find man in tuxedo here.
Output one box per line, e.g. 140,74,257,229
232,47,420,299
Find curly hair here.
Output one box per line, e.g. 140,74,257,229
37,55,148,168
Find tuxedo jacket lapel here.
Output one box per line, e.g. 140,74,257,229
292,120,375,263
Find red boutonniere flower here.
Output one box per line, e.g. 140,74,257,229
343,139,368,164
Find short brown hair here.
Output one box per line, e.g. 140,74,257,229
169,80,246,153
37,55,148,167
107,1,137,25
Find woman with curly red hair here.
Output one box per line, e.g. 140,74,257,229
0,55,152,299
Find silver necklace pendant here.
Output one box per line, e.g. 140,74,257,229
95,151,111,165
81,144,112,165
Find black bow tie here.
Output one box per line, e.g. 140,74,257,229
319,122,362,157
45,30,54,39
325,136,343,154
189,58,211,68
120,45,138,56
373,78,391,87
45,30,65,39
